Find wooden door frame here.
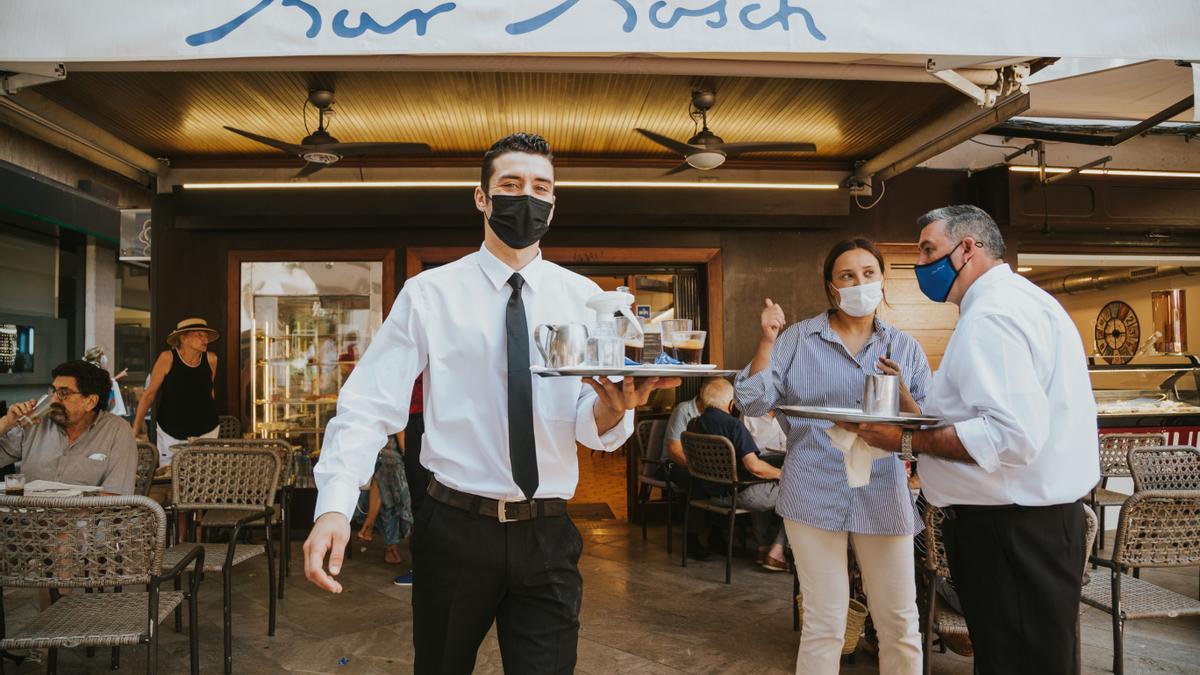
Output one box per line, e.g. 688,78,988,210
225,248,396,424
405,246,725,366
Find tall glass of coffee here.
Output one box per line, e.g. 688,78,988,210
671,330,707,364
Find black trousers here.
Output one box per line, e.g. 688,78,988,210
402,412,427,513
941,501,1087,675
411,496,584,675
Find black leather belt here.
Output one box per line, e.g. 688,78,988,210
428,478,568,523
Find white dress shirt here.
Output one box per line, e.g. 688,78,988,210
314,244,634,521
742,413,787,453
919,264,1099,507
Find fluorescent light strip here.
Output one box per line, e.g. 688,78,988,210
181,180,840,190
1008,166,1200,179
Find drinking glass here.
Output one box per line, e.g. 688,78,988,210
671,330,707,364
4,473,25,495
660,319,693,353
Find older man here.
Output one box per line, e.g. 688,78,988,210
845,205,1098,675
1,360,138,495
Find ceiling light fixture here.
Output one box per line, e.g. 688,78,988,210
1008,166,1200,179
181,180,841,191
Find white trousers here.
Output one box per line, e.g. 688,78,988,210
155,424,219,467
785,519,922,675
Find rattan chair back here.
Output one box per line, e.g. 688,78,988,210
0,495,165,589
186,438,294,487
171,445,281,512
680,432,739,485
1098,432,1169,478
921,505,952,578
636,420,668,475
1111,490,1200,569
217,415,242,439
1128,445,1200,492
135,440,158,497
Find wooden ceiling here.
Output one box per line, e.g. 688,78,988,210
36,70,959,168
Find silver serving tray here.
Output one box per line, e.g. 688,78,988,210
531,365,739,378
777,405,941,428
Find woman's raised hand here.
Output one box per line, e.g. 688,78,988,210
761,298,786,343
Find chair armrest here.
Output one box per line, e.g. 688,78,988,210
1089,555,1118,571
734,478,779,488
641,458,665,466
232,507,274,528
159,544,205,581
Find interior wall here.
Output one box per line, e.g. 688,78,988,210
1052,274,1200,357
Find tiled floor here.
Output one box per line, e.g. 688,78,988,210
5,521,1198,674
573,443,630,521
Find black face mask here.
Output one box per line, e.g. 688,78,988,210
486,194,552,249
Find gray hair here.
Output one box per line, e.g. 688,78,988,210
917,204,1006,259
698,377,734,411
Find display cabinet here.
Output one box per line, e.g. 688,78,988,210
241,260,385,483
1088,354,1200,443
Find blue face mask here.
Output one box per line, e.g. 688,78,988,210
914,242,967,303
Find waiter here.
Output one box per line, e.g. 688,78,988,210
303,133,677,674
843,205,1098,674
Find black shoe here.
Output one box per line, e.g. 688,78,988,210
686,534,712,561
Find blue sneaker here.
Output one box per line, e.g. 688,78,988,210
393,571,413,586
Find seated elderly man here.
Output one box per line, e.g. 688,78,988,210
686,378,788,570
1,360,137,495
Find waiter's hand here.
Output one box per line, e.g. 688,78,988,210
587,376,682,434
304,512,350,593
835,421,903,452
761,298,786,343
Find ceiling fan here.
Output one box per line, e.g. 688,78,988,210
635,90,817,175
224,89,431,179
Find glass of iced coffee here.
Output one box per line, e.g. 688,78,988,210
671,330,707,364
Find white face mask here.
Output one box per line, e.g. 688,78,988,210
836,281,883,317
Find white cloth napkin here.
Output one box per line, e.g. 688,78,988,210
22,480,102,497
824,426,890,488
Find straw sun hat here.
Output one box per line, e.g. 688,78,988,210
166,317,220,347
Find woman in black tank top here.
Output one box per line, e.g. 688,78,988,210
133,318,221,460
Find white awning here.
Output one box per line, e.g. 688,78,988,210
1,1,1198,63
1026,60,1196,121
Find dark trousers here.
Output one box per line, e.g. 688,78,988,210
411,495,584,675
942,501,1087,675
402,412,427,513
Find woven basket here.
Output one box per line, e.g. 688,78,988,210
795,594,869,656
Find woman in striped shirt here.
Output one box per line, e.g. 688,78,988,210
736,238,930,675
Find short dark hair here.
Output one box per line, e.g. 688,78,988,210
822,238,887,308
52,359,111,411
480,133,554,189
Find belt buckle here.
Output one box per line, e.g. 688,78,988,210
497,497,511,523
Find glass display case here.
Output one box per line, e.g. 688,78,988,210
1088,354,1200,428
240,261,384,483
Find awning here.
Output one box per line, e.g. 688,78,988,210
2,1,1198,63
1027,60,1196,121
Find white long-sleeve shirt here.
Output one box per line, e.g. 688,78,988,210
919,264,1100,507
314,244,633,521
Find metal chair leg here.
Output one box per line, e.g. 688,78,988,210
666,486,674,556
725,508,735,584
681,493,691,568
640,486,648,541
111,645,119,670
188,572,200,675
173,573,183,633
47,647,57,675
1111,570,1123,675
266,528,278,637
223,564,233,675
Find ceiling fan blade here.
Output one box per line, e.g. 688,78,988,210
661,162,693,176
292,162,328,179
634,128,700,156
224,126,306,155
717,142,817,159
325,142,432,156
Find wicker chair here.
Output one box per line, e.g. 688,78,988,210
164,445,281,675
1091,432,1168,554
635,420,680,552
1128,445,1200,492
1082,489,1200,675
0,495,204,675
135,441,159,497
193,438,295,598
679,431,777,584
216,415,241,439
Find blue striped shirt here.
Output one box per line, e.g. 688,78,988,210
735,311,931,536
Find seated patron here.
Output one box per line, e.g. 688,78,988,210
686,378,787,570
0,360,137,495
743,409,787,459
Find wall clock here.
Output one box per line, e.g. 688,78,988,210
1095,301,1140,365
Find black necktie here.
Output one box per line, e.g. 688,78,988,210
506,273,539,500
